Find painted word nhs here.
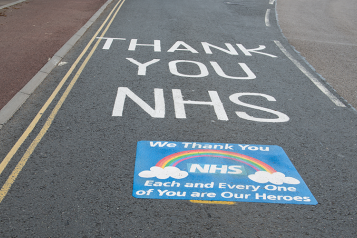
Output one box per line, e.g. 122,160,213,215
112,87,289,123
189,164,246,175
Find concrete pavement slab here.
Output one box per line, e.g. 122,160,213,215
0,0,113,126
277,0,357,109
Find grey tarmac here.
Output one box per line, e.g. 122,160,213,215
0,0,356,237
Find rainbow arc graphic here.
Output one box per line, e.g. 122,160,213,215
155,149,277,174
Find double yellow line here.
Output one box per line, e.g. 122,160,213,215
0,0,126,203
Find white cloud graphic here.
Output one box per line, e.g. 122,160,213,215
139,166,189,179
248,171,300,185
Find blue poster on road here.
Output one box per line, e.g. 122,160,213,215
133,141,317,205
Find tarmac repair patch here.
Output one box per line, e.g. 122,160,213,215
133,141,317,205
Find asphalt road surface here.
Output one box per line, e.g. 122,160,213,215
277,0,357,109
0,0,356,236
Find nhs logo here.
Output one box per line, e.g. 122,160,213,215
187,164,247,175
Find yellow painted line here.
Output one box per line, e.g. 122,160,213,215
0,0,126,203
190,200,236,205
0,0,124,177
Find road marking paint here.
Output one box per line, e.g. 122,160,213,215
58,62,68,66
0,0,126,203
265,9,271,27
190,200,236,205
274,40,346,107
269,0,275,5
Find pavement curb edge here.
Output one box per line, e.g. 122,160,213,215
0,0,114,130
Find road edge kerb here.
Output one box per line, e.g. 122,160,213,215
0,0,114,130
0,0,27,10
